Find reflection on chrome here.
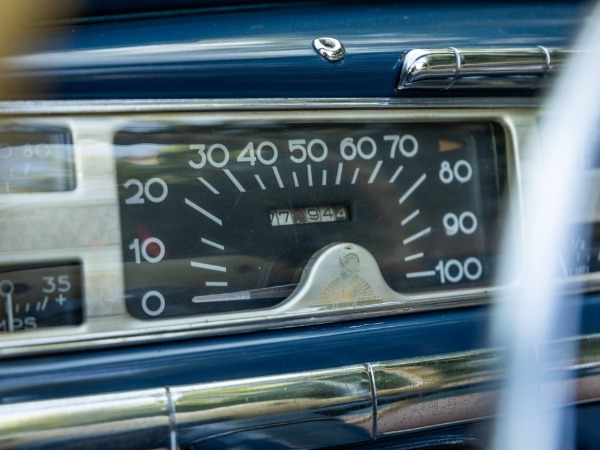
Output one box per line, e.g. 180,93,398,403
192,283,296,303
397,47,570,91
1,337,598,448
492,2,600,449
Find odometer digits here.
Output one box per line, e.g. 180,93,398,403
115,121,505,319
270,205,349,226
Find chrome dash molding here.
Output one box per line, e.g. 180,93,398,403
0,334,598,450
0,97,541,115
397,47,573,91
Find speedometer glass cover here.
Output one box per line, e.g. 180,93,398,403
115,120,506,320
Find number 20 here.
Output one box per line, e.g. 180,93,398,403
124,178,168,204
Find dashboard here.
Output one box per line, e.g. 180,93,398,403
1,1,600,449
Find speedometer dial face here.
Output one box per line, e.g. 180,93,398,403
115,120,505,319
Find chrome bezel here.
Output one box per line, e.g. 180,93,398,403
0,98,539,356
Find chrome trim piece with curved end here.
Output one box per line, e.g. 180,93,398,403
172,365,373,448
0,388,172,450
0,334,598,449
397,47,570,91
372,350,503,437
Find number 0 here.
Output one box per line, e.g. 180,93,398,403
142,291,165,316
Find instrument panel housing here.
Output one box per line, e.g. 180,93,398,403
0,100,535,356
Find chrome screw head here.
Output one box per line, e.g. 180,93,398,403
313,37,345,62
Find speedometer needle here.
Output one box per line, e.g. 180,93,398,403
192,284,297,304
0,280,15,333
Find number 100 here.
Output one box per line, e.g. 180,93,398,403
435,258,483,284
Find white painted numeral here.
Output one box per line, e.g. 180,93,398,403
340,136,377,161
442,212,478,236
189,144,229,169
35,144,52,158
142,291,165,316
42,275,71,293
439,160,473,184
124,179,144,204
435,258,483,284
341,137,357,160
189,144,207,168
288,139,328,163
441,259,464,283
237,141,278,165
464,257,483,280
307,139,327,162
288,139,307,163
237,142,257,166
256,141,278,165
58,275,71,292
384,134,418,158
129,237,166,264
357,137,377,159
22,144,52,159
42,276,56,293
124,178,168,204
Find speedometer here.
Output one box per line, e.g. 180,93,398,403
115,118,506,319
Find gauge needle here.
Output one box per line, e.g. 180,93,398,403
192,284,297,304
0,280,15,333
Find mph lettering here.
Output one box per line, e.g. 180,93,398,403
0,317,36,332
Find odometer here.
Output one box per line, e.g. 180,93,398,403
115,120,505,319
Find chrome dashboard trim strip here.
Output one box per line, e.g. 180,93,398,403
397,47,572,91
0,334,597,449
373,349,503,437
0,97,540,115
366,362,378,440
0,388,173,450
538,334,600,408
171,365,373,448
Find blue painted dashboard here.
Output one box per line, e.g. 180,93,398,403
1,1,599,449
3,1,588,100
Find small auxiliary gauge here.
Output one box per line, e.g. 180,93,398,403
0,262,83,333
0,125,74,194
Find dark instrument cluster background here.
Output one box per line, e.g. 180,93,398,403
115,121,505,319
